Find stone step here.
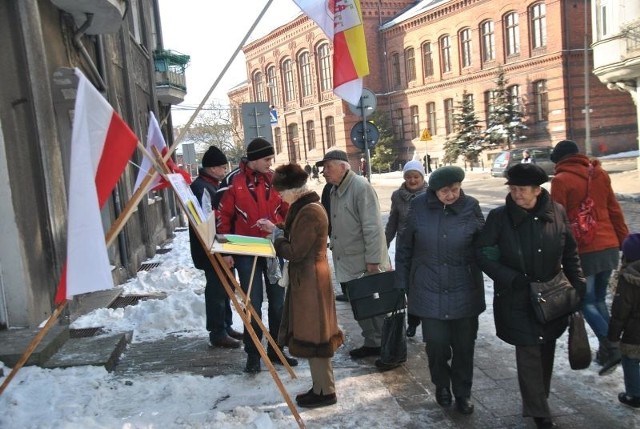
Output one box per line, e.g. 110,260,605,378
0,325,69,367
42,332,132,372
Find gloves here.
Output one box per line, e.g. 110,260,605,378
480,245,501,261
512,274,530,290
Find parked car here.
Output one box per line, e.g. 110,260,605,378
490,147,555,178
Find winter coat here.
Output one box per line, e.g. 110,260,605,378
395,189,486,320
609,259,640,359
214,159,288,237
274,192,344,358
385,182,428,247
329,170,390,283
550,154,628,254
475,189,586,346
189,170,220,270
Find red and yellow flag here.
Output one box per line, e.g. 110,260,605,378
294,0,369,105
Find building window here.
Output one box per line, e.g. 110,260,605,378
504,12,520,56
318,43,332,92
598,1,610,39
299,51,313,97
282,59,295,102
484,90,496,124
266,66,279,106
481,21,495,62
253,71,266,102
426,102,437,135
444,98,454,134
533,79,548,121
440,35,451,73
463,92,474,108
410,105,420,139
391,52,401,88
288,123,299,161
460,28,472,68
531,3,547,49
393,108,404,140
274,127,282,154
306,120,316,151
422,42,434,78
325,116,335,148
405,47,416,82
508,84,520,111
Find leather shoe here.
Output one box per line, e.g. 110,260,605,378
335,294,348,302
296,388,314,402
210,335,241,349
406,325,417,338
349,346,381,358
267,350,299,367
375,359,401,371
533,417,557,428
435,386,452,407
227,328,244,340
455,396,474,414
244,354,261,373
618,392,640,408
296,391,337,408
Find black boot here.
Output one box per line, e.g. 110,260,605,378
244,353,261,373
596,336,610,366
267,347,299,367
598,338,622,376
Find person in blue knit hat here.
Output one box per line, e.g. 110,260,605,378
609,233,640,409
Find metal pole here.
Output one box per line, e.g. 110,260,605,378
584,0,592,156
361,103,371,182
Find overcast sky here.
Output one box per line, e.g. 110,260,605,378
158,0,302,127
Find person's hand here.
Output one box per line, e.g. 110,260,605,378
366,263,381,274
256,218,275,233
222,255,234,268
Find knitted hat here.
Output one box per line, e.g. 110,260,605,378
315,150,348,167
246,137,275,161
622,233,640,262
201,146,227,167
505,163,549,186
428,166,465,190
550,140,579,163
403,160,425,177
272,163,309,191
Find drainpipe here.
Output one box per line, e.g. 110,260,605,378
72,14,108,92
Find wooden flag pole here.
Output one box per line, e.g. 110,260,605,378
105,0,274,248
0,302,66,396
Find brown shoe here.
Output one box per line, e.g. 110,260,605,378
227,328,244,340
210,335,241,349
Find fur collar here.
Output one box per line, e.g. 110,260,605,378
284,191,320,235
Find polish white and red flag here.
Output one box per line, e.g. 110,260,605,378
132,112,191,193
293,0,369,105
54,69,138,304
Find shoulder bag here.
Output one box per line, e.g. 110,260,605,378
568,311,591,370
530,271,581,324
569,162,597,246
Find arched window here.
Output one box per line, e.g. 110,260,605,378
531,3,547,49
266,65,279,106
439,36,451,73
299,51,312,97
282,59,295,102
325,116,335,148
410,105,420,139
253,71,265,102
504,12,520,56
533,80,548,121
391,52,401,88
481,20,495,62
317,43,332,92
422,42,434,78
459,28,472,68
306,120,316,151
426,102,436,135
274,127,282,154
405,47,416,82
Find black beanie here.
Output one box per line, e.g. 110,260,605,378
550,140,579,163
202,146,227,167
246,138,275,161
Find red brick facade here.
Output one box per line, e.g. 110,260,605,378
229,0,637,169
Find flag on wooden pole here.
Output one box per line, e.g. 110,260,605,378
293,0,369,105
54,69,138,304
133,113,191,193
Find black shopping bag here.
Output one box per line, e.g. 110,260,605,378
345,271,405,321
379,310,407,365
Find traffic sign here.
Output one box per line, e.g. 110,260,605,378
420,128,432,141
350,121,380,150
347,88,377,118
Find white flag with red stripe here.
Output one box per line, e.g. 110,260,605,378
55,69,138,304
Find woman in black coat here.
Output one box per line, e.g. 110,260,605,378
396,166,485,415
475,163,585,429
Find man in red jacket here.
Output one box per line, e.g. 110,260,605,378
214,138,297,373
550,140,629,375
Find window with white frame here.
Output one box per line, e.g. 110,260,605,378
505,12,520,56
325,116,335,148
426,102,437,135
531,3,547,49
318,43,332,92
405,47,416,82
440,35,451,73
422,42,434,78
481,20,495,62
267,66,279,106
299,52,313,97
444,98,454,134
253,71,266,102
282,59,295,102
460,28,472,68
533,79,548,121
410,105,420,139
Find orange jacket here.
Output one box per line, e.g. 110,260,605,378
550,154,628,254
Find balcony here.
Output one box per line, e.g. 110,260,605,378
51,0,126,34
154,49,190,105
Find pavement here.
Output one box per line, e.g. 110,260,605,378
1,157,639,428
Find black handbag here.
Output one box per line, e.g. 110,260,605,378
379,305,407,366
568,311,591,370
345,271,405,321
529,271,580,324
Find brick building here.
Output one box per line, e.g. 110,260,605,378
229,0,638,170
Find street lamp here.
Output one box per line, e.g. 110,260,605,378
584,0,592,156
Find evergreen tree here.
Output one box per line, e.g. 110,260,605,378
443,91,483,164
483,66,527,149
368,111,396,172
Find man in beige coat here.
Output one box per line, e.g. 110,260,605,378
317,150,390,359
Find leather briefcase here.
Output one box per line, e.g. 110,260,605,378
345,271,405,321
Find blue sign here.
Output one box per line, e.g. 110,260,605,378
270,108,278,125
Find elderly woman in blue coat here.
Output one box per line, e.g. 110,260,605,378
395,166,485,415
